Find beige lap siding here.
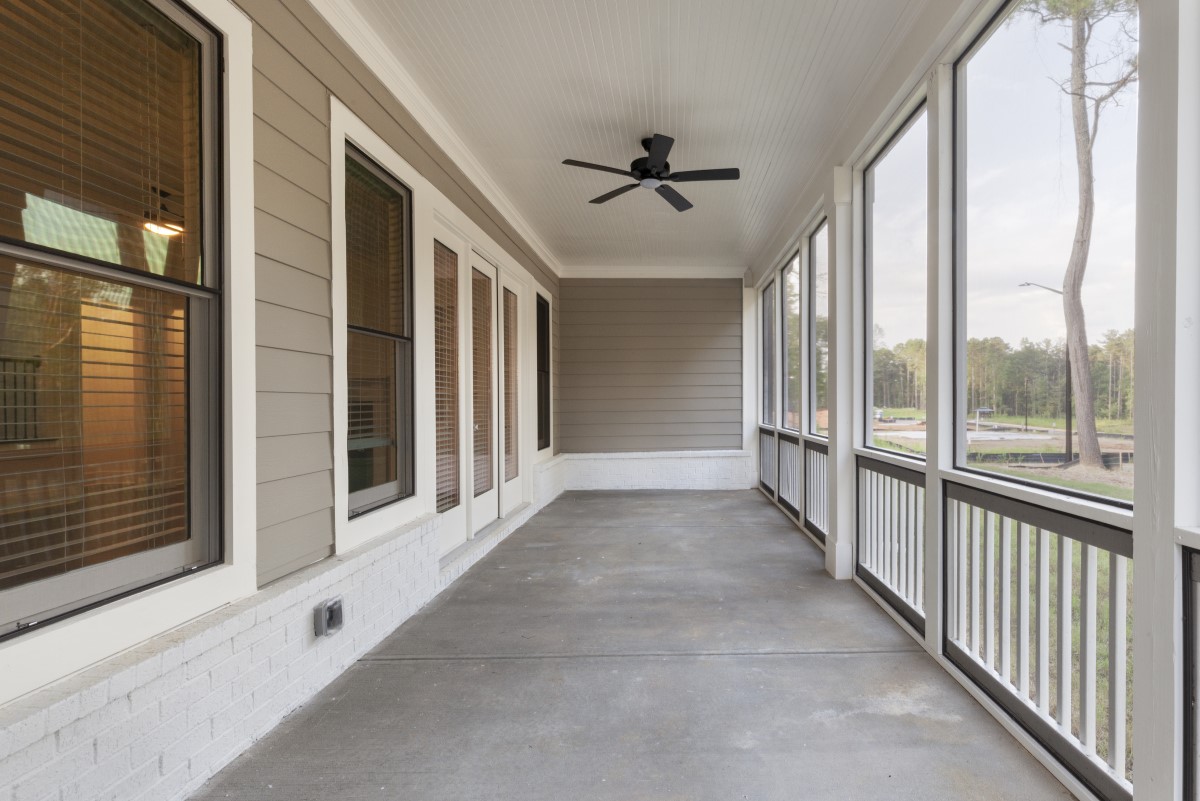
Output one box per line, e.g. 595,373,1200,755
558,279,743,453
243,0,559,585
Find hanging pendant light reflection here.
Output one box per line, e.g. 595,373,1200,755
144,221,184,236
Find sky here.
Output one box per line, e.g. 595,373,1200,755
869,8,1138,350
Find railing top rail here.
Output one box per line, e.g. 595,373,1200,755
945,479,1132,558
803,438,829,455
778,431,801,446
856,452,926,486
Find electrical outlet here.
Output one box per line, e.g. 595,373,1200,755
313,597,344,637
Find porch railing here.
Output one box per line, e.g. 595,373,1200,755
777,432,801,519
758,427,776,494
1184,548,1199,801
944,481,1132,801
803,439,828,541
856,455,925,632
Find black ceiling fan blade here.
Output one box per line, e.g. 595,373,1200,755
589,184,639,204
563,159,633,178
646,134,675,171
668,168,741,182
655,184,693,212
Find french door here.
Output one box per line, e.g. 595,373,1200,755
433,231,467,554
498,275,523,517
469,256,499,535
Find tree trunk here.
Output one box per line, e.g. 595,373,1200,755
1063,12,1104,467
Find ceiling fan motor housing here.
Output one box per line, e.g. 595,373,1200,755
630,156,670,181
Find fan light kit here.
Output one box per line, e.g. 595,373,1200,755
562,133,740,212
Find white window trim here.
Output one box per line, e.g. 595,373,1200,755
330,101,430,554
0,0,257,706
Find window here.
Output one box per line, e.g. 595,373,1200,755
434,241,459,513
472,269,493,496
503,288,518,481
781,256,801,431
761,281,776,425
345,147,414,515
0,0,219,635
809,221,829,437
956,1,1137,503
866,108,928,458
536,294,550,451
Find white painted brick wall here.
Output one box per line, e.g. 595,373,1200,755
563,451,757,491
0,471,570,801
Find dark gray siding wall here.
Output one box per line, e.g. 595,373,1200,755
240,0,560,585
558,279,743,453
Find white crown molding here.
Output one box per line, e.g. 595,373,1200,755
306,0,563,278
558,264,747,280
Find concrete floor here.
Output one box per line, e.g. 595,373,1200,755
193,490,1072,800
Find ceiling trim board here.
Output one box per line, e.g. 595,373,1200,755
558,265,748,280
305,0,564,277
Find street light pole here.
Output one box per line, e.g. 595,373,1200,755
1018,282,1073,463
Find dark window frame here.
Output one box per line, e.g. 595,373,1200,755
536,293,551,451
0,0,224,638
344,144,415,518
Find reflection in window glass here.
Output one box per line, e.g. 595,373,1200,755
761,281,775,425
781,256,801,431
810,222,829,437
0,257,189,590
959,3,1137,503
867,110,927,458
0,0,204,284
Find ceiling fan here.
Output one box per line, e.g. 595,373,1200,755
562,133,740,212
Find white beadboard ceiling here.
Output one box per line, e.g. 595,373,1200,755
341,0,930,272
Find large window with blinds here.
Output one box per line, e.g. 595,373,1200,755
0,0,220,635
503,288,518,482
434,241,459,513
344,147,413,516
472,269,494,496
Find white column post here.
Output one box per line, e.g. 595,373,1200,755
924,64,952,655
1133,0,1190,798
826,166,855,579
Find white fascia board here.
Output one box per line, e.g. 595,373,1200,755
306,0,563,279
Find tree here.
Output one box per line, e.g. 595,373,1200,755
1022,0,1138,466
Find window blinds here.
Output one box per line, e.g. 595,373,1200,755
0,257,188,590
344,149,412,509
0,0,203,284
472,269,492,497
434,241,459,513
503,288,518,482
